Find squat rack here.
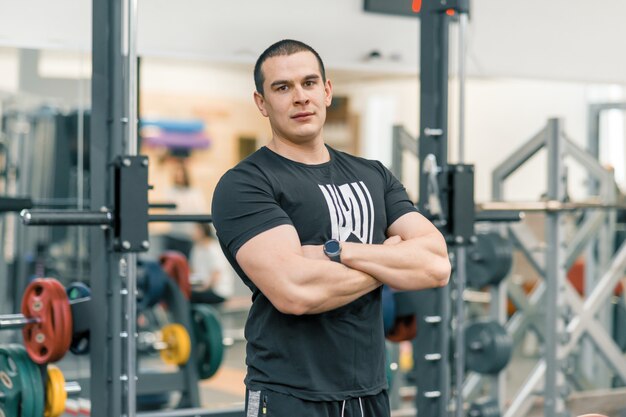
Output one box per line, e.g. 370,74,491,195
8,1,237,417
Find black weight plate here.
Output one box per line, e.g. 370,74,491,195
465,319,513,374
467,232,513,288
137,261,168,311
66,282,91,355
468,397,500,417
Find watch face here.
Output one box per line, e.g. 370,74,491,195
325,240,341,254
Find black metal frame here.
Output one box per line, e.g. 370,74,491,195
414,1,470,416
90,0,125,415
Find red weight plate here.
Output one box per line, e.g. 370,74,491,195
48,279,73,362
159,252,191,299
39,279,72,363
22,279,57,363
21,279,72,364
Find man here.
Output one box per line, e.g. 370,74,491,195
211,39,450,417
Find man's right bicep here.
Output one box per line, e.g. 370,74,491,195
235,224,303,299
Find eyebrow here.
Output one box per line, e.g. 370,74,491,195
270,74,320,88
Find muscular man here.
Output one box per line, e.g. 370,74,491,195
212,39,450,417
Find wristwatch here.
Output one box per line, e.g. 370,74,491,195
323,239,342,263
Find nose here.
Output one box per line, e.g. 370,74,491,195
293,85,310,106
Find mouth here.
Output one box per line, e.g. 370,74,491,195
291,112,315,120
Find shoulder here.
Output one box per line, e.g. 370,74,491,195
214,149,274,191
328,146,388,175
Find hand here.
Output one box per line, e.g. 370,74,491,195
383,235,403,245
301,244,327,260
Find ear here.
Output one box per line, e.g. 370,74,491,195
253,91,269,117
324,79,333,108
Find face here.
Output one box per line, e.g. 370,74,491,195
254,51,333,145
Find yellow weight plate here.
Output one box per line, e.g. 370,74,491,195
44,365,67,417
160,323,191,366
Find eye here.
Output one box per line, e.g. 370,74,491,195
275,85,288,92
304,80,316,87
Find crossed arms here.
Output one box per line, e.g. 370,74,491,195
236,211,451,315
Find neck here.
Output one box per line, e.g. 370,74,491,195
267,135,330,165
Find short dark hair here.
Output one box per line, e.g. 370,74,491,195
254,39,326,96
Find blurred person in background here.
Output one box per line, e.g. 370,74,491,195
162,157,208,257
189,222,234,304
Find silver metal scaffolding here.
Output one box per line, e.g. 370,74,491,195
465,118,624,417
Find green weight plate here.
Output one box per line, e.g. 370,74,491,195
25,350,45,417
191,305,224,380
385,347,397,390
3,344,33,417
465,319,513,375
0,346,22,417
7,344,45,417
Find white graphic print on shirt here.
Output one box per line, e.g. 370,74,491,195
318,181,375,244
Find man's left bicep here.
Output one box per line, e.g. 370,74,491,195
387,211,440,240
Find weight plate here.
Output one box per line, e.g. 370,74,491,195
160,252,191,299
467,232,513,288
382,285,396,335
0,346,21,417
468,397,500,417
191,304,224,379
4,344,34,417
159,323,191,366
465,319,513,374
385,346,397,389
66,282,90,301
386,315,417,343
6,344,45,417
49,279,73,364
66,282,91,355
137,261,168,311
44,365,67,417
21,278,73,364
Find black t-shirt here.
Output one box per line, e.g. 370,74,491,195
211,145,417,401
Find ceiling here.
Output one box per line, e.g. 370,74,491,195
1,0,625,84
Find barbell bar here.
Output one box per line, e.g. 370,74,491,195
478,199,626,213
0,314,40,330
20,209,212,226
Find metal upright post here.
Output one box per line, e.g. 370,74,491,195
415,4,452,416
454,12,469,417
544,118,569,417
122,0,139,415
90,0,126,416
415,2,469,416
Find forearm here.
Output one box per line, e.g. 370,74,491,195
341,232,450,290
235,224,383,316
263,255,381,315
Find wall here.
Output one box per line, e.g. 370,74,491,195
0,48,18,93
336,75,626,203
3,47,625,205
